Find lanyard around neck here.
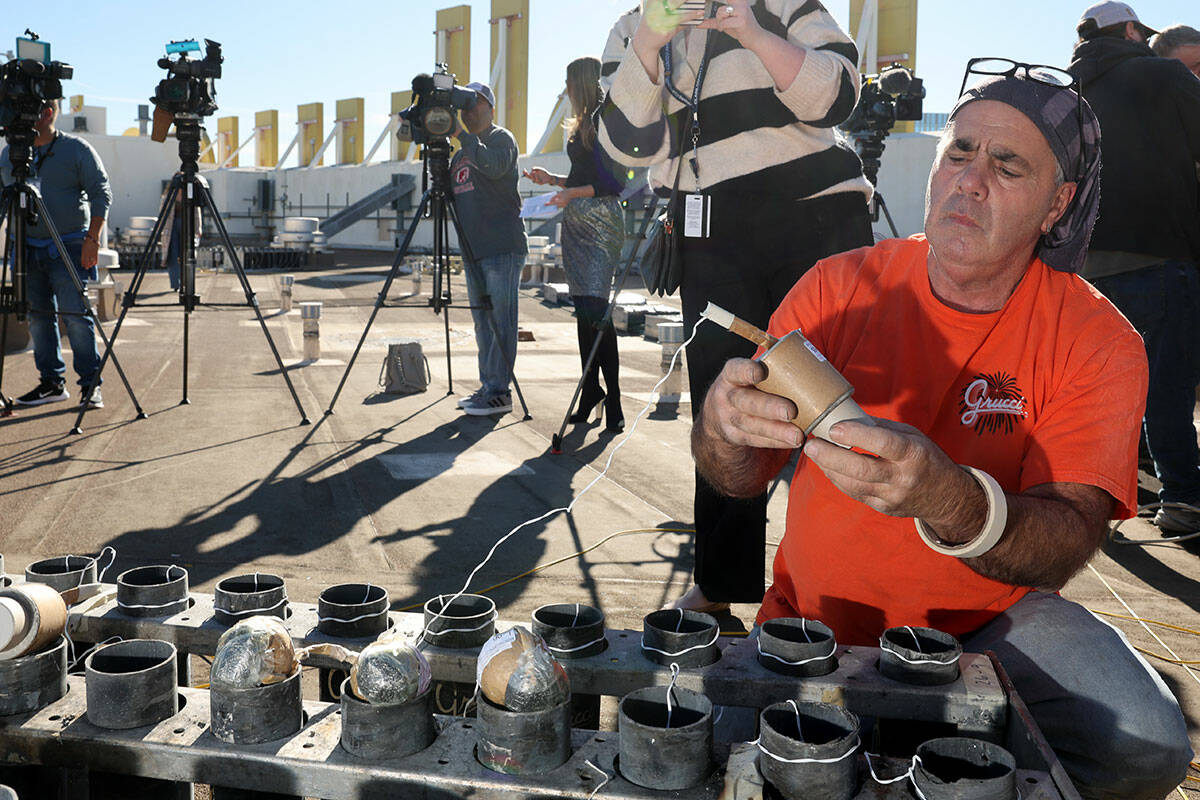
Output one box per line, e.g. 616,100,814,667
34,132,60,175
660,8,719,190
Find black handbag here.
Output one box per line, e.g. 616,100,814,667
640,118,690,297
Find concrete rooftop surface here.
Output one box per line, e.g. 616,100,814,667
0,255,1198,797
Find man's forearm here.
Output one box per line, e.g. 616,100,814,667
692,406,791,497
86,216,105,241
922,476,1110,590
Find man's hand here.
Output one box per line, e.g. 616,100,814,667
697,0,765,48
701,358,803,450
81,237,99,270
692,357,800,498
802,419,982,533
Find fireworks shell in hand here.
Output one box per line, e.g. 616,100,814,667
210,616,298,689
477,626,570,712
350,634,432,706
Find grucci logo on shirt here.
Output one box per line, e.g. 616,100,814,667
958,372,1028,435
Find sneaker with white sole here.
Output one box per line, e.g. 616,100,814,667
462,391,512,416
1153,505,1200,533
456,388,485,409
14,380,68,406
79,386,104,410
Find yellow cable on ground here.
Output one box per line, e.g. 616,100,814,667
393,526,696,612
1087,564,1200,689
1089,609,1200,638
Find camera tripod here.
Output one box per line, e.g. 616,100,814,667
0,129,140,419
852,129,899,238
325,135,529,419
71,113,310,433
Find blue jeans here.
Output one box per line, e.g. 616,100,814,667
25,238,101,387
464,252,524,396
1092,263,1200,504
964,591,1191,799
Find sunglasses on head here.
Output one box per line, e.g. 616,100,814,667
957,57,1086,182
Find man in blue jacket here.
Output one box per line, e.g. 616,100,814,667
0,98,112,410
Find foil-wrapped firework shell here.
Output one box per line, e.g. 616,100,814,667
210,616,298,689
477,626,570,712
349,634,432,705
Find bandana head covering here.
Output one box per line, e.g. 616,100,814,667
947,74,1102,274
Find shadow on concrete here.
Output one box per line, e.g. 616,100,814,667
374,425,635,617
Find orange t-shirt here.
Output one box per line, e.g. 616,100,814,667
756,237,1148,645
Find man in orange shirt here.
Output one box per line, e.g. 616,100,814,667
693,64,1191,797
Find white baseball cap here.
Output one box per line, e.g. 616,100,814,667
1079,1,1158,38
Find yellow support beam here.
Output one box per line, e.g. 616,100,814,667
436,5,471,83
255,110,278,168
298,102,324,167
217,116,239,167
199,130,216,165
850,0,919,131
391,91,413,162
491,0,529,152
336,97,365,165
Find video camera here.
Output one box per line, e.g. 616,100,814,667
840,63,925,137
397,64,478,146
151,39,221,120
840,64,925,189
0,32,71,144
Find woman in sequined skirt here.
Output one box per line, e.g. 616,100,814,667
525,56,626,432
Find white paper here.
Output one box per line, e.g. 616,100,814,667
520,191,560,220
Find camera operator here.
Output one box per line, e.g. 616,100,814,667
0,97,112,409
598,0,874,612
450,81,527,417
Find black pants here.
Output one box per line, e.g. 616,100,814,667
679,191,874,603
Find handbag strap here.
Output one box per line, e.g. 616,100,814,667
662,110,692,234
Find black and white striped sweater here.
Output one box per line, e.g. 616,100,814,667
597,0,872,202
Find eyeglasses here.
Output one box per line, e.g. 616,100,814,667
957,57,1086,182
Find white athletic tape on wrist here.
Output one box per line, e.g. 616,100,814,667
914,466,1007,558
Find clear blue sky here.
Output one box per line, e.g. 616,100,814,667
8,0,1195,165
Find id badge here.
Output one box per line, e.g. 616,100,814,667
683,193,711,238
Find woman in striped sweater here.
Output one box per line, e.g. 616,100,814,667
598,0,874,612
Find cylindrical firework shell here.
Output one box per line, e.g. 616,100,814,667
755,331,865,435
0,583,68,661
